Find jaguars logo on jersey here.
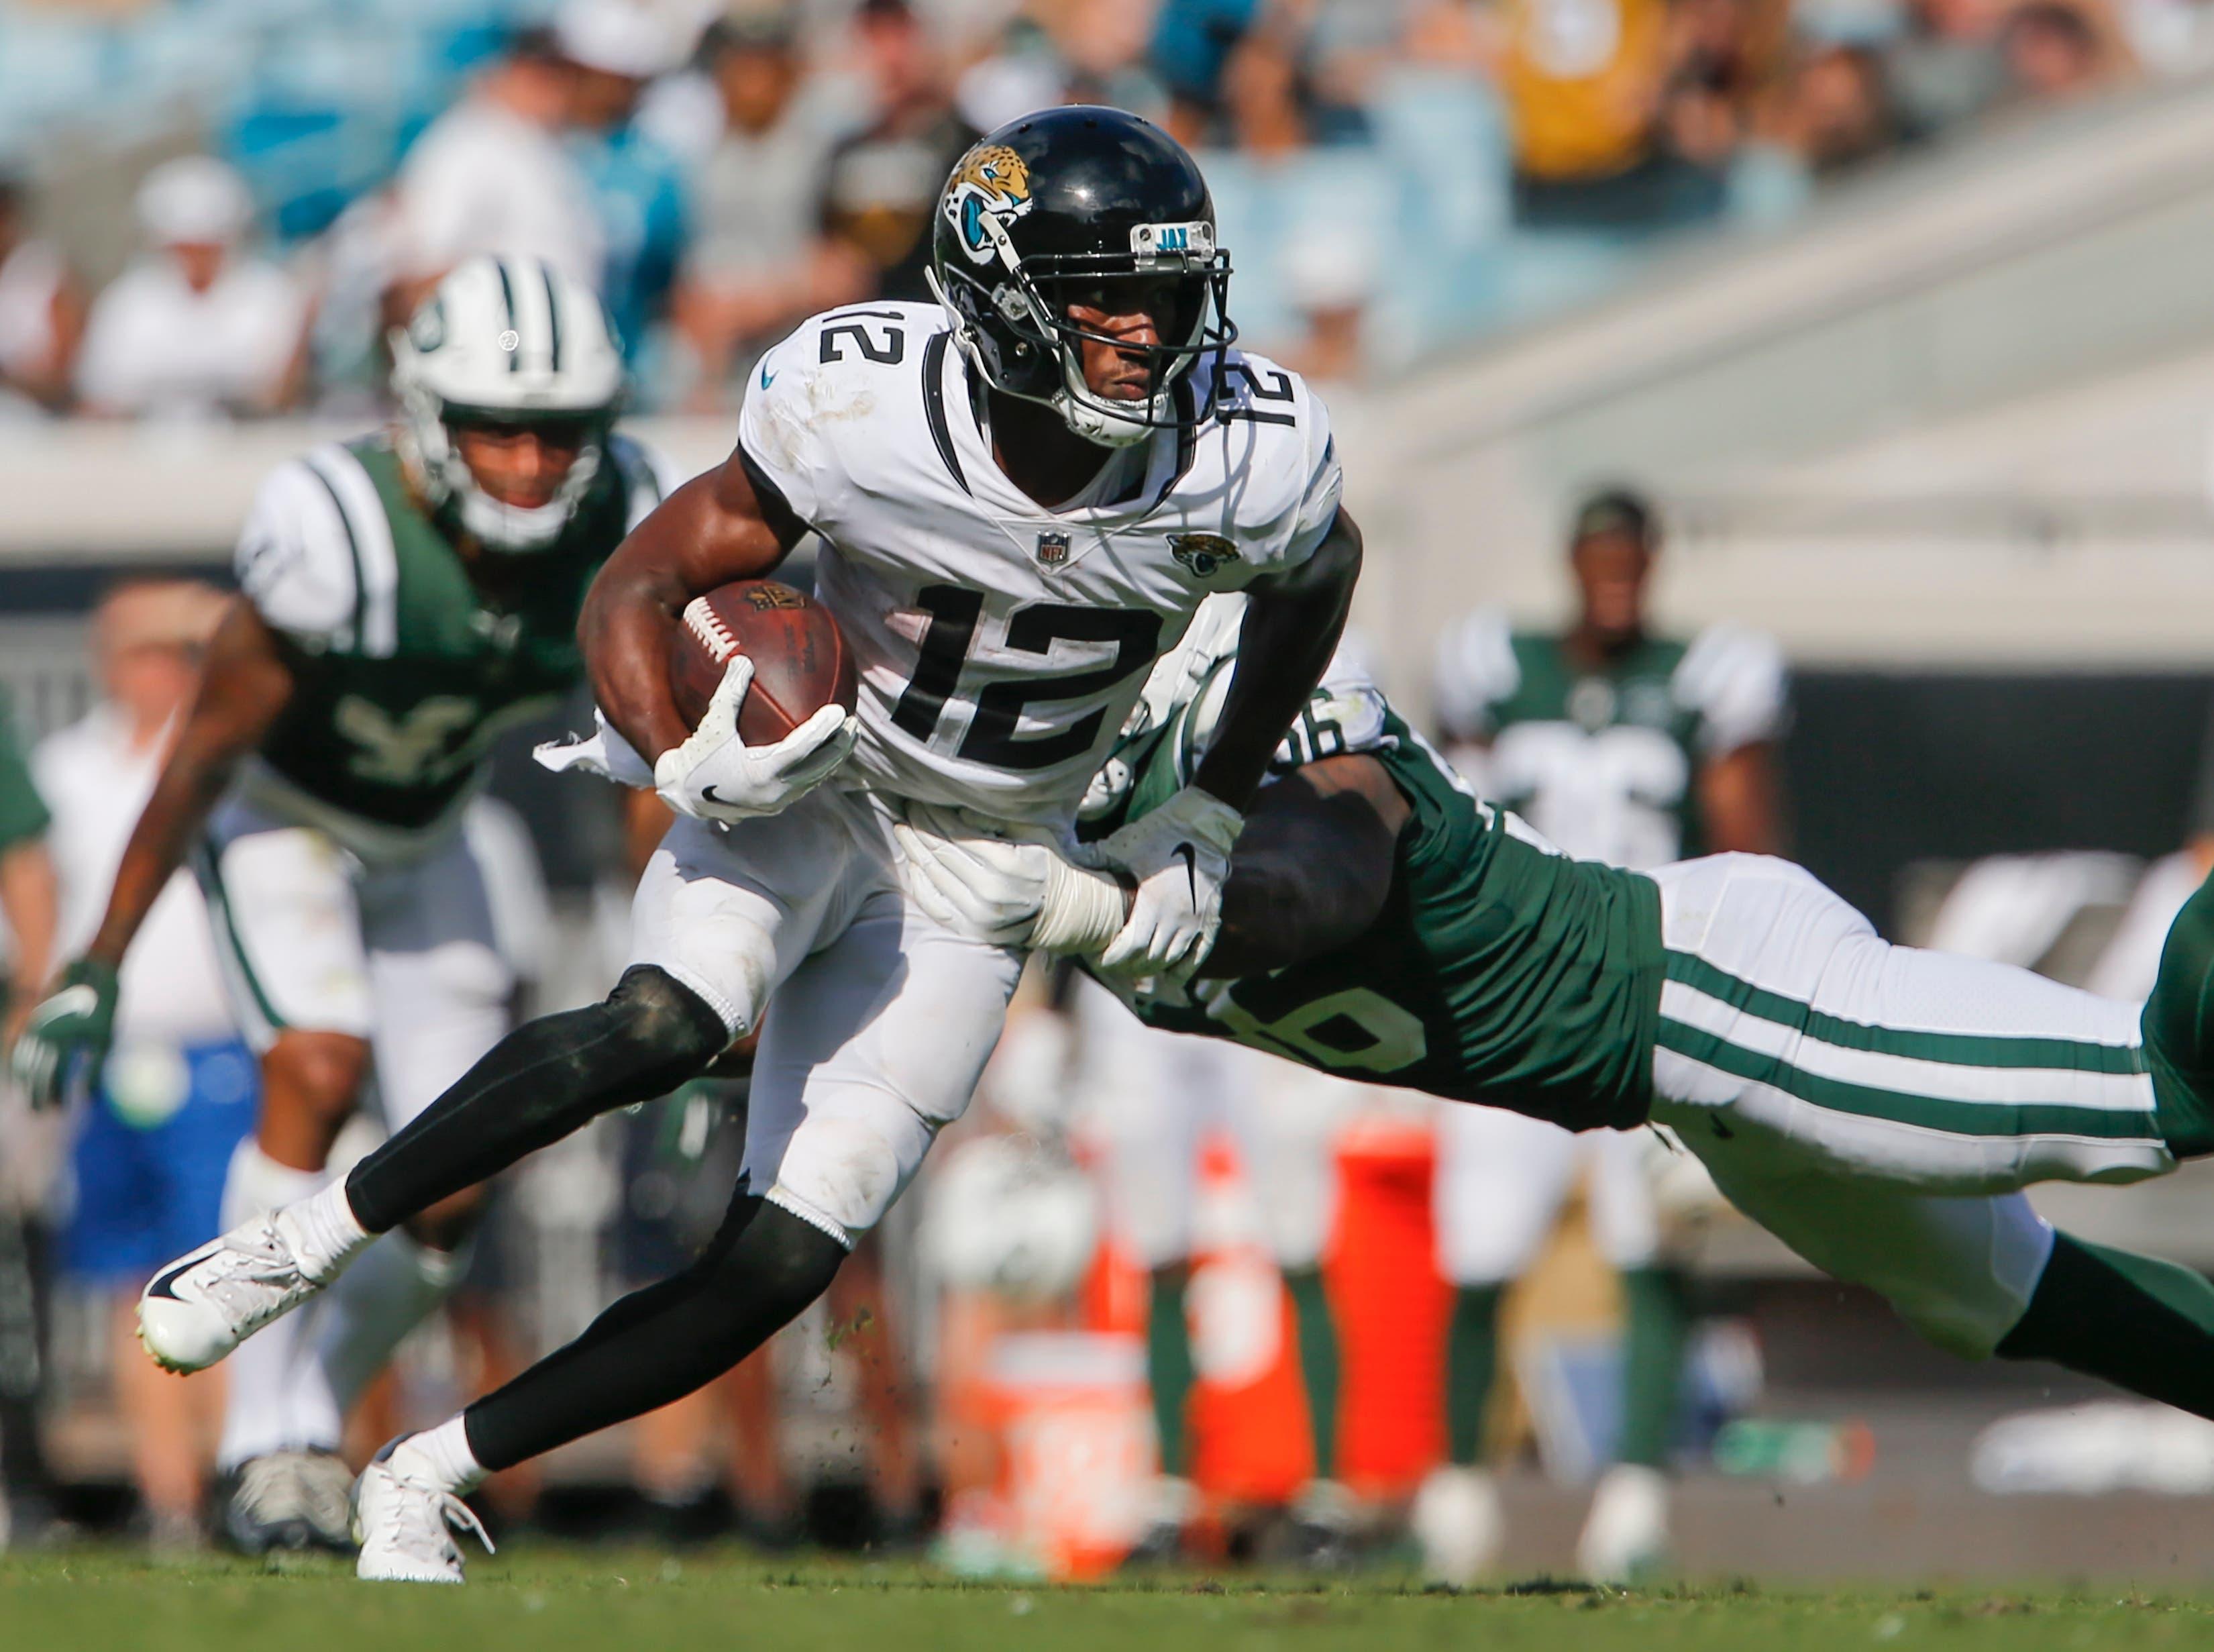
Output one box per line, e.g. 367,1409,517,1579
944,144,1034,266
1169,532,1242,578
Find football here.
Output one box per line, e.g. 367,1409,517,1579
668,579,859,745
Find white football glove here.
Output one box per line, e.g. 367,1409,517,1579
892,803,1127,951
653,656,857,824
1090,784,1243,982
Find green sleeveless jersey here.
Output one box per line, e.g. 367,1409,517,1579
1082,658,1667,1131
1432,612,1787,868
236,432,677,837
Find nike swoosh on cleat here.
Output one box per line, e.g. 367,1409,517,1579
144,1253,202,1302
1172,842,1198,904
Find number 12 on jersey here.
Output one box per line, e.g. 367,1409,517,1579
890,584,1162,771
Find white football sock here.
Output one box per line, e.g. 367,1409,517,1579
392,1415,484,1496
278,1182,375,1281
313,1230,470,1421
217,1141,336,1469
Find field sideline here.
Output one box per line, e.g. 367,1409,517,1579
7,1550,2214,1651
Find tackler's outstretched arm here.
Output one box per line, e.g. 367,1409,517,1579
1201,750,1410,980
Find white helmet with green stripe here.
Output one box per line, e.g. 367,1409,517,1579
389,255,625,554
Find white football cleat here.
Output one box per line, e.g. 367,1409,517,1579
1410,1465,1504,1588
353,1445,493,1584
1576,1463,1671,1584
137,1210,331,1374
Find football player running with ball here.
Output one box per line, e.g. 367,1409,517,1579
117,109,1359,1582
11,257,679,1554
894,594,2214,1586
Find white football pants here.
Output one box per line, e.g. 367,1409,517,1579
194,790,515,1128
630,785,1026,1247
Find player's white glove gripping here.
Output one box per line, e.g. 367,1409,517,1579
1091,785,1244,982
654,655,857,825
893,803,1128,951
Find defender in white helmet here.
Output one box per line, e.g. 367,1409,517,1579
11,255,686,1555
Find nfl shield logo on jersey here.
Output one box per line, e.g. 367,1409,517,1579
1170,532,1241,578
1035,529,1071,568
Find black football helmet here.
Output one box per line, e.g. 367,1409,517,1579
929,105,1235,448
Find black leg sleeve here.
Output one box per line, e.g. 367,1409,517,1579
345,966,729,1234
461,1198,845,1472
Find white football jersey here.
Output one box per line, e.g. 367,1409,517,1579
736,301,1344,828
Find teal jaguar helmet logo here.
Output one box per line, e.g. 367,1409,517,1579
1169,532,1241,578
944,144,1033,266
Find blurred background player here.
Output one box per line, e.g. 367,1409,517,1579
0,686,57,1551
1072,974,1352,1563
34,582,253,1552
1419,485,1787,1582
12,256,680,1554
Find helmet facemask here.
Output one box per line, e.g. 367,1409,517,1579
934,215,1236,450
399,390,613,555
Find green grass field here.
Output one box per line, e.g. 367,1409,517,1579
7,1549,2214,1651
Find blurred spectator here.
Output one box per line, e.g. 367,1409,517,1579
32,580,254,1551
1151,0,1263,146
1500,0,1724,230
1202,21,1387,380
0,178,84,418
556,0,696,362
640,3,829,163
1033,0,1161,109
1883,0,2010,140
1730,38,1897,220
1658,0,1771,179
73,158,307,421
953,19,1077,134
1775,42,1897,171
664,9,861,407
386,25,604,308
817,0,979,304
1999,0,2129,99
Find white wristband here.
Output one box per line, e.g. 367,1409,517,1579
1031,859,1130,953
